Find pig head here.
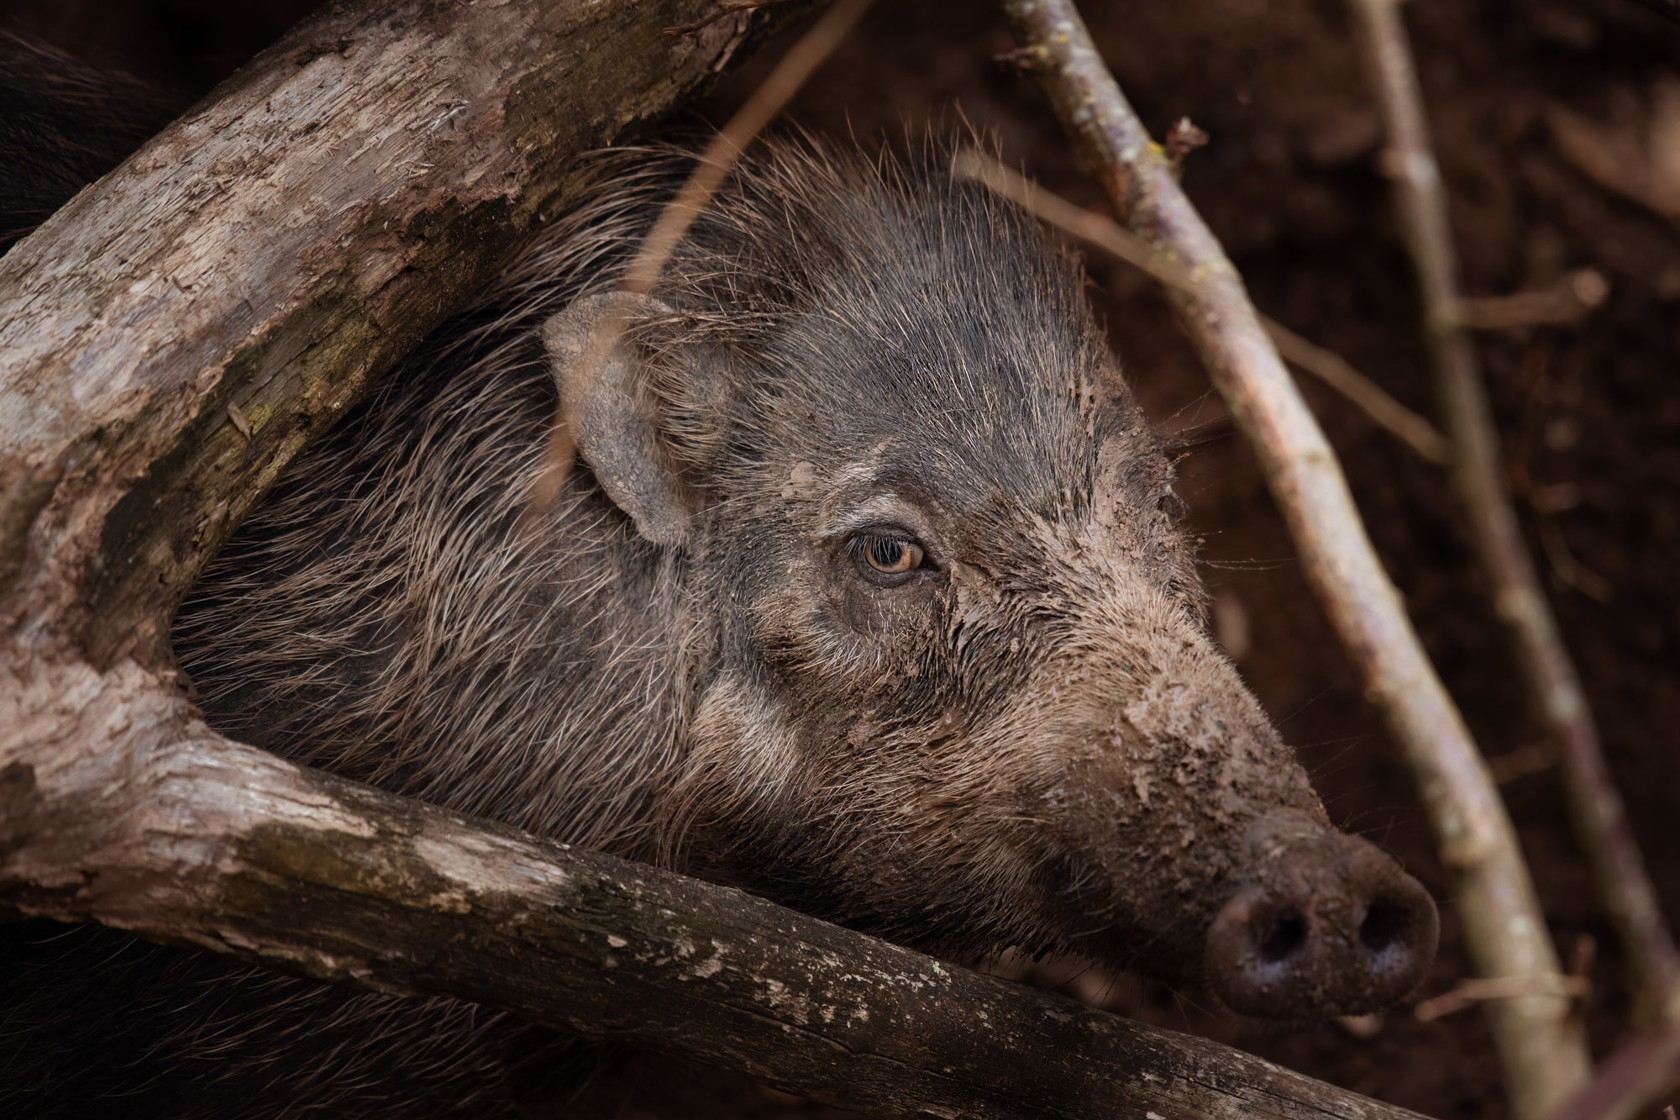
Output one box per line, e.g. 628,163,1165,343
542,143,1438,1019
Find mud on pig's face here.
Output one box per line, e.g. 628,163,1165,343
549,158,1438,1017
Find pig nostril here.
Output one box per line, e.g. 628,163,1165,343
1209,837,1440,1018
1359,898,1410,956
1257,913,1307,964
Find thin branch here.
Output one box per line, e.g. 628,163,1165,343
1452,270,1610,331
1535,514,1615,604
1415,974,1590,1023
525,0,874,523
998,4,1592,1118
1345,0,1680,1046
1553,1025,1680,1120
953,153,1449,463
1545,98,1680,229
1485,741,1555,785
1262,321,1450,463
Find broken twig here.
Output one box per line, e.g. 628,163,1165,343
999,3,1592,1117
1347,0,1679,1060
1451,270,1610,331
1415,974,1590,1023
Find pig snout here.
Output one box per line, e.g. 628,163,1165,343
1204,825,1438,1017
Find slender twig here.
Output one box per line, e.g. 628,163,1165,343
1346,0,1680,1048
998,4,1592,1117
1415,974,1590,1023
1262,321,1450,462
1453,270,1610,331
1485,741,1554,785
953,153,1450,463
525,0,873,523
1553,1025,1680,1120
1536,515,1615,604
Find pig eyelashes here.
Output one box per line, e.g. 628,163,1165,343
845,528,939,587
866,536,922,573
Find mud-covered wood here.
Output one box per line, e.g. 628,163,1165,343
0,683,1427,1120
0,0,797,669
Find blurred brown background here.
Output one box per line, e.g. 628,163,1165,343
7,1,1679,1116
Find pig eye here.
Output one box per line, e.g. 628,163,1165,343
847,530,931,586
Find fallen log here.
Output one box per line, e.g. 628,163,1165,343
0,682,1428,1120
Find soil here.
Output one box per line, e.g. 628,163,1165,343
6,1,1679,1117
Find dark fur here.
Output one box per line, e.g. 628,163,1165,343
0,32,181,252
0,54,1437,1116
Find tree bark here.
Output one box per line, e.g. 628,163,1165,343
0,1,1434,1117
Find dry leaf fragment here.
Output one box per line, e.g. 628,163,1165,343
226,402,252,440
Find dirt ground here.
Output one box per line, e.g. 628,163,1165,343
7,1,1680,1117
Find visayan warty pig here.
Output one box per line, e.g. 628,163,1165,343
1,134,1437,1117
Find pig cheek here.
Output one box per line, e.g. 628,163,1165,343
750,549,949,713
662,670,807,858
676,570,943,833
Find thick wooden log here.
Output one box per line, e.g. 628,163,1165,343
0,667,1428,1120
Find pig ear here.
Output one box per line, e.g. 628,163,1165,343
540,291,697,548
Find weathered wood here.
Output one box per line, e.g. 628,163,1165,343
0,670,1428,1120
0,1,1438,1116
0,0,794,669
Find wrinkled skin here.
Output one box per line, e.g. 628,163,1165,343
0,119,1436,1116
